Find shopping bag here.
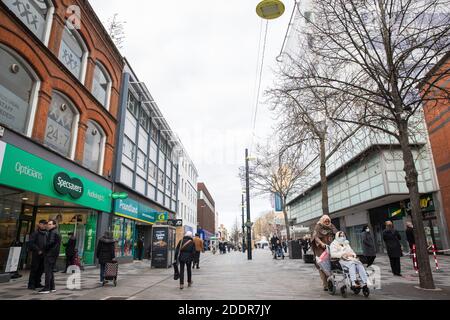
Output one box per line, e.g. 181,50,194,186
173,262,180,280
316,249,332,276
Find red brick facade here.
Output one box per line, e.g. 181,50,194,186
0,0,123,178
197,183,216,234
423,53,450,233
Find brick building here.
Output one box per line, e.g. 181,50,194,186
0,0,124,275
197,183,216,243
422,52,450,242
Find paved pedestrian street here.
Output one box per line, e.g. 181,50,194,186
0,250,449,300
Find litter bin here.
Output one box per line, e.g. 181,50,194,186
289,240,303,259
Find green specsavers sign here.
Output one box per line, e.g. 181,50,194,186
0,141,111,212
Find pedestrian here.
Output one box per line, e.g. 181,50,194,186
274,240,285,260
282,239,288,254
39,219,61,294
270,235,279,253
311,215,338,291
193,233,204,269
361,225,377,267
96,231,116,285
27,220,47,290
175,231,196,290
405,222,415,254
301,235,311,255
136,236,144,261
62,232,76,273
383,221,403,276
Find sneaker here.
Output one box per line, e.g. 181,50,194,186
38,289,50,294
51,289,56,293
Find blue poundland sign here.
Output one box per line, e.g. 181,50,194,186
114,199,168,225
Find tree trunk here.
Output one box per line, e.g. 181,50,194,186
320,137,330,216
282,196,291,241
398,121,435,289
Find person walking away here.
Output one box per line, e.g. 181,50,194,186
383,221,403,276
96,232,116,285
361,226,377,267
39,220,61,294
270,235,278,253
62,233,76,273
28,220,47,290
175,231,196,290
311,215,338,291
405,222,416,255
193,234,204,269
274,240,285,260
136,237,144,261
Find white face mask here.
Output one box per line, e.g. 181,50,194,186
366,229,370,233
337,237,346,244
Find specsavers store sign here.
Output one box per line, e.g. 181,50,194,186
0,141,111,212
115,198,168,225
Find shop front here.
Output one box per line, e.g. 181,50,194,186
112,198,168,263
369,193,444,253
0,141,112,274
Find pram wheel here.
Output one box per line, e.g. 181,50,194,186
340,287,347,298
327,280,336,296
352,287,361,295
363,286,370,298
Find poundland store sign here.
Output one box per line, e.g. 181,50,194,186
114,198,168,225
0,141,111,212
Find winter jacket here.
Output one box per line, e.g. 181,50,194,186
64,237,77,256
45,228,61,263
175,236,196,263
193,237,204,252
383,229,403,258
311,223,338,258
406,227,415,246
330,240,357,260
28,229,47,256
361,231,377,257
96,237,116,264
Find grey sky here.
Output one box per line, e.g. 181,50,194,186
90,0,294,231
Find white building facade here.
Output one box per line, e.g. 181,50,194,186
177,150,199,234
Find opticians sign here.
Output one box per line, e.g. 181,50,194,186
0,141,111,212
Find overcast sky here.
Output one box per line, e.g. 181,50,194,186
90,0,294,231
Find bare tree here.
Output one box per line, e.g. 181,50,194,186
269,61,363,217
287,0,450,289
240,141,309,241
105,13,126,49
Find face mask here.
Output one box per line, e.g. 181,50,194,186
337,237,346,244
366,229,370,233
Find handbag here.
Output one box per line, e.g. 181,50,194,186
173,240,192,281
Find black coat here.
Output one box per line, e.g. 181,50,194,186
45,228,61,263
29,229,47,256
175,236,196,263
96,237,115,264
361,231,377,257
383,229,403,258
406,227,415,246
64,238,77,256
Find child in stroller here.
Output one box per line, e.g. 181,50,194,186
320,231,370,298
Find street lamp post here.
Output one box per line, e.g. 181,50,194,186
241,194,246,253
245,149,252,260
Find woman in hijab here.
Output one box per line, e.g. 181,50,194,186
311,215,338,291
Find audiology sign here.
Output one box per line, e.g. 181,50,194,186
114,198,168,225
0,141,111,212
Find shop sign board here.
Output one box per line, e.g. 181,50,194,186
0,141,111,212
5,247,22,273
114,199,169,225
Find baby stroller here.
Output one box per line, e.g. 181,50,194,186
317,246,370,298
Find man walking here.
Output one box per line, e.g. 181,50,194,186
27,220,47,290
193,233,204,269
405,222,416,254
39,220,61,294
383,221,403,277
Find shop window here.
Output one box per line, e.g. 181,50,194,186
44,92,79,158
91,62,111,109
83,121,105,174
112,216,124,258
2,0,53,44
0,45,39,136
59,26,88,82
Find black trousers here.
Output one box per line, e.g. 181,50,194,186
28,254,44,288
137,248,143,260
365,256,376,267
179,261,192,285
389,257,401,275
44,259,56,290
194,251,201,267
64,255,74,272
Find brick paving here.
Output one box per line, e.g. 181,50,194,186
0,250,449,300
